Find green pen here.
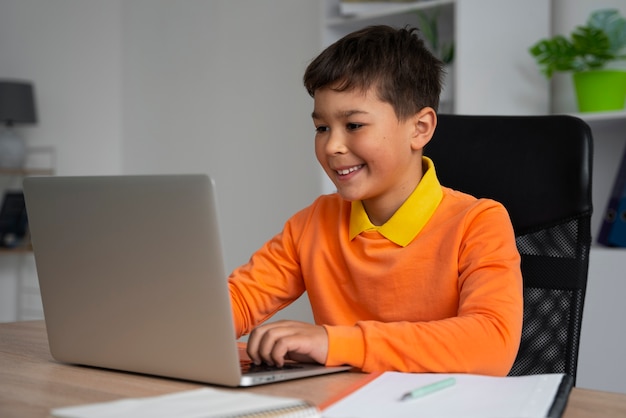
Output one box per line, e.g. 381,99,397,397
399,377,456,401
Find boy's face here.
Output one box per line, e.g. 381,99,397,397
311,86,434,225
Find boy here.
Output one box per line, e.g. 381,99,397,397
228,25,523,376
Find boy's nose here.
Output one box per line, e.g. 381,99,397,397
325,131,348,155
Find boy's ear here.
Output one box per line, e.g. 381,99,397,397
410,107,437,151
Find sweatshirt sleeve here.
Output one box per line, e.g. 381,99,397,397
228,217,306,338
324,202,523,377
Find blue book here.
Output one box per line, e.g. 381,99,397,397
598,144,626,247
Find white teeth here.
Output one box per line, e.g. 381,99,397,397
337,165,363,175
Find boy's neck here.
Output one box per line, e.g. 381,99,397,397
362,176,424,227
361,156,430,226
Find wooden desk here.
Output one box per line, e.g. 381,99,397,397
2,321,625,418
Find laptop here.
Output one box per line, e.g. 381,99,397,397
23,174,350,387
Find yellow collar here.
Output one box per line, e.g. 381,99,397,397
349,157,443,247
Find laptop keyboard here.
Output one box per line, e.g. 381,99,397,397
240,359,304,374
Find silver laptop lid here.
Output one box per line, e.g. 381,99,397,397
23,174,244,386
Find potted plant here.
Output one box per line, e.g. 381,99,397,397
529,9,626,112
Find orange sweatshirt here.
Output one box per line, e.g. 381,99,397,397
228,159,523,376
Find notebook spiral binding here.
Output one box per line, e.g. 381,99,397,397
222,400,320,418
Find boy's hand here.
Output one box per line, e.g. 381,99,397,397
246,320,328,367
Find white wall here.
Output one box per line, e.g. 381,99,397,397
119,0,322,324
119,1,321,274
0,0,123,174
0,0,321,323
122,0,319,274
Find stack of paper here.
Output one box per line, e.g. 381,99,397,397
322,372,571,418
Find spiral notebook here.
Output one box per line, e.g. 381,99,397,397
51,388,320,418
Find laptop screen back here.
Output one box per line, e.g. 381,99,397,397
23,174,244,386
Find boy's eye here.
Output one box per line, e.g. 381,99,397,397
346,123,363,131
315,126,329,133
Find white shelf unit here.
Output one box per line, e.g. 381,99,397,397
575,112,626,394
322,0,550,115
0,147,55,322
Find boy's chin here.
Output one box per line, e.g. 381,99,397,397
334,188,364,202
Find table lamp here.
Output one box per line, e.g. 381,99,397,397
0,80,37,169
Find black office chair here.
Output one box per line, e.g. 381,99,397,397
425,114,593,384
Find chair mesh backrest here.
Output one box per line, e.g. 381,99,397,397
426,115,593,384
509,216,590,380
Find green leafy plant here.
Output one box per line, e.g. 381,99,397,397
530,9,626,78
416,10,454,65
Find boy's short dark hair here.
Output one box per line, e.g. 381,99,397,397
303,25,443,119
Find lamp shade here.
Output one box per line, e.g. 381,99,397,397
0,80,37,125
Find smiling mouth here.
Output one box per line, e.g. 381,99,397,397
336,164,364,176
